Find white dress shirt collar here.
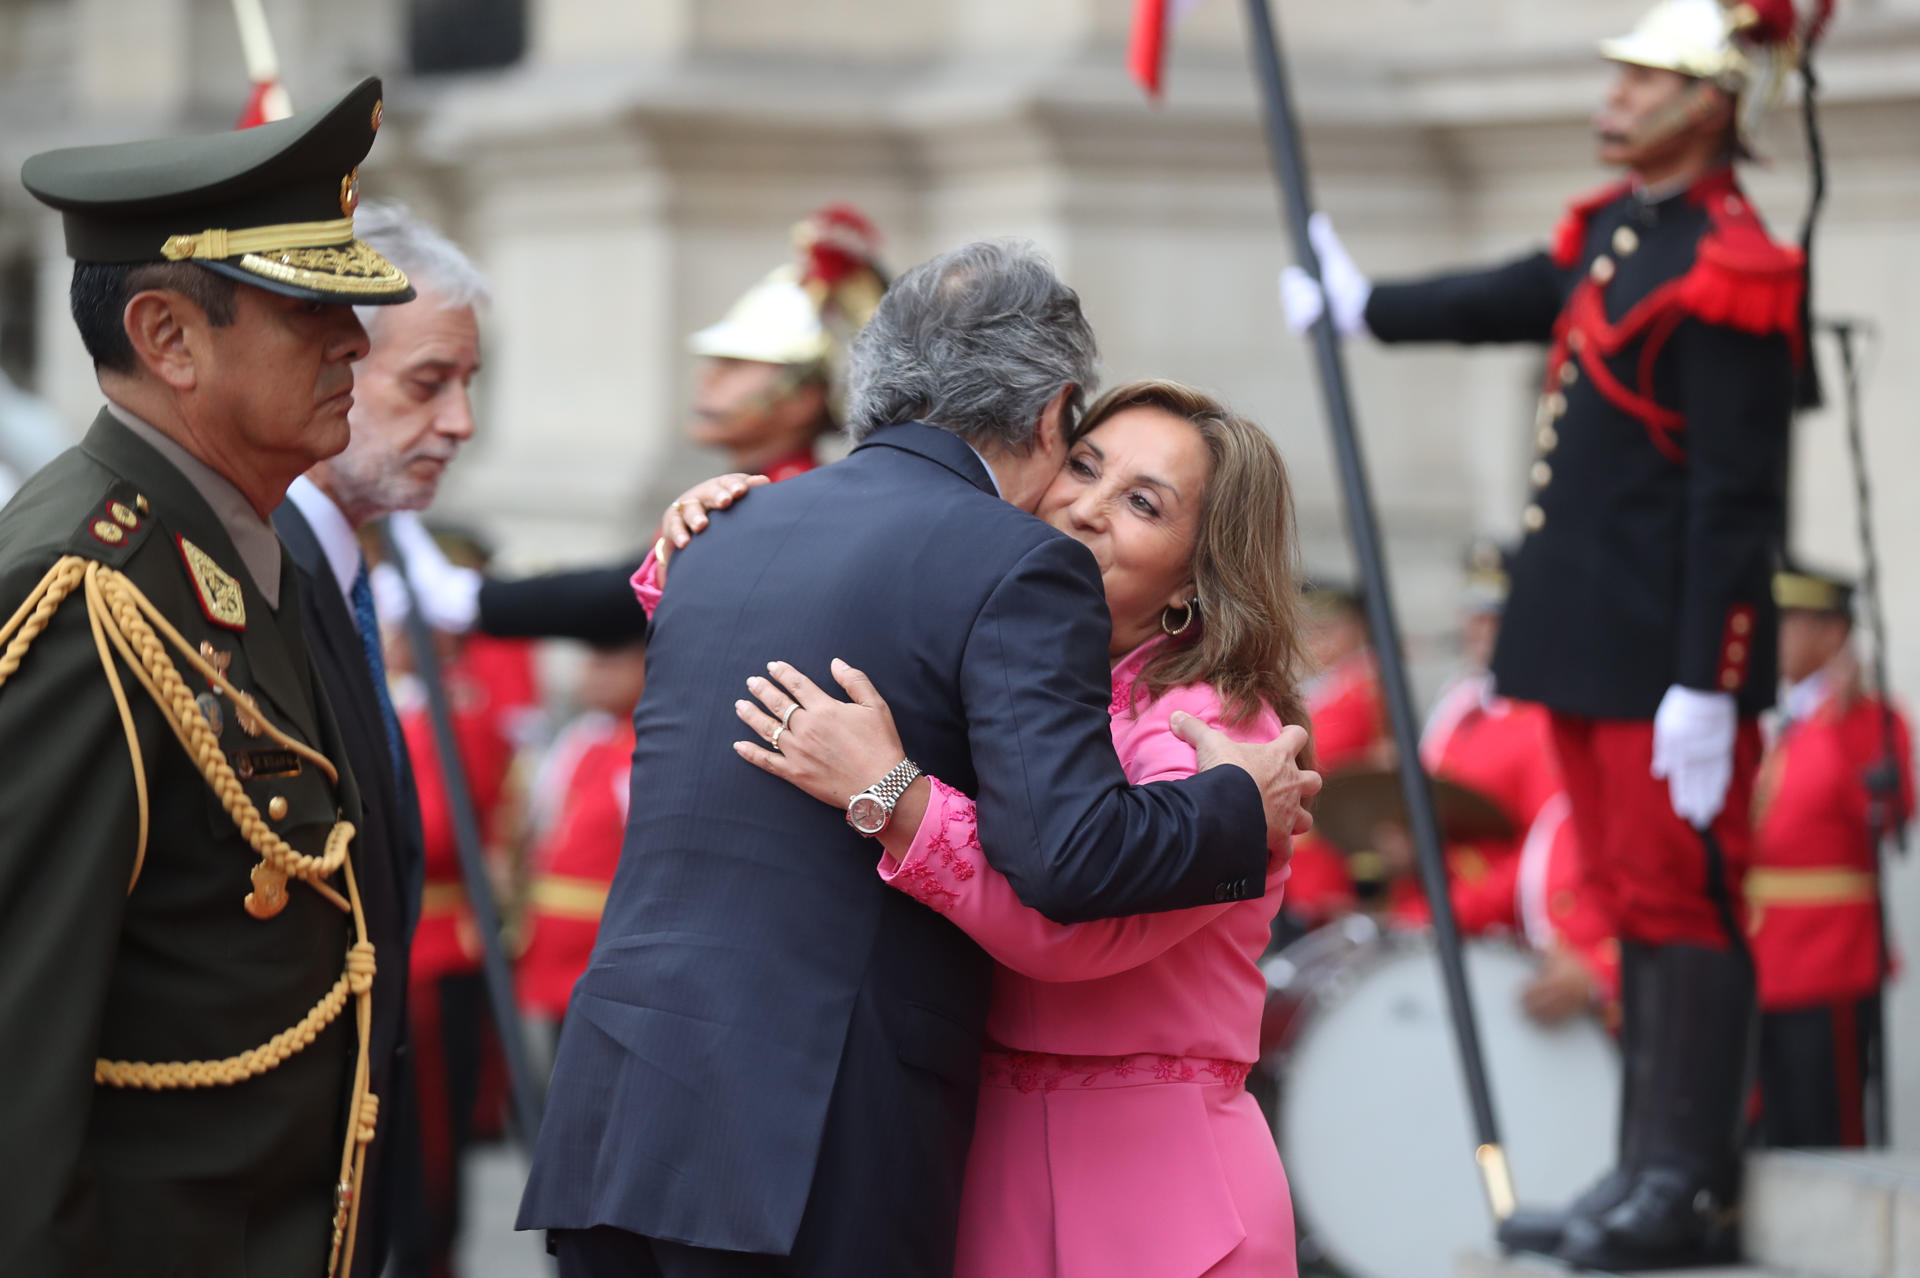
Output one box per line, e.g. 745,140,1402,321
963,441,1005,499
285,475,363,605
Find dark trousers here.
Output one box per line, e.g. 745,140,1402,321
1758,993,1880,1147
553,1227,784,1278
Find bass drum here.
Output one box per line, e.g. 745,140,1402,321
1257,917,1619,1278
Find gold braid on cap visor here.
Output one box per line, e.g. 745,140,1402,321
161,218,410,296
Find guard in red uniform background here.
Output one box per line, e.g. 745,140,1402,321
1280,582,1386,930
1386,544,1561,934
392,634,523,1278
1752,567,1913,1147
517,640,647,1039
1282,1,1820,1266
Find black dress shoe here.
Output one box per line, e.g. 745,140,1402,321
1496,1166,1636,1256
1553,1166,1740,1271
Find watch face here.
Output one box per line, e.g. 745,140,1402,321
848,795,887,835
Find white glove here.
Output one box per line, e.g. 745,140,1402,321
1278,212,1372,337
382,510,481,633
1650,685,1738,827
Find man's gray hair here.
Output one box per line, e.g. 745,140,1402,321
352,201,490,333
845,240,1098,447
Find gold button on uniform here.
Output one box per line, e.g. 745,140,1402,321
1538,426,1559,451
267,795,289,821
1731,613,1751,635
1612,225,1639,257
135,494,150,514
1721,670,1741,690
1523,503,1546,533
1559,362,1579,387
1548,392,1566,417
92,519,123,544
1568,330,1585,353
1727,641,1746,661
1531,461,1553,488
1590,255,1616,284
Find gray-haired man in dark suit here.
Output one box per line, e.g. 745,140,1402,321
520,241,1318,1278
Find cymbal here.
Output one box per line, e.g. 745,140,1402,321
1310,766,1515,857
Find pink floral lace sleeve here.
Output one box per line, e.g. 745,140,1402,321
877,776,1238,983
630,555,662,617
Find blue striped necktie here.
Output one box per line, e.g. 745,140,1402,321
350,557,406,777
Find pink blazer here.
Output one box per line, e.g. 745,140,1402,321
880,635,1290,1062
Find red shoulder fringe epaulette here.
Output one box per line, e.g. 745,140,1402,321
1543,173,1805,464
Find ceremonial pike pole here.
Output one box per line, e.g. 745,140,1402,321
1220,0,1518,1220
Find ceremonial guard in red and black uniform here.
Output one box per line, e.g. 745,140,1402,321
1752,567,1913,1147
1283,0,1824,1266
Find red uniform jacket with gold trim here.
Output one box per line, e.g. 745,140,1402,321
401,651,520,985
1751,683,1913,1009
517,713,633,1020
1367,168,1799,719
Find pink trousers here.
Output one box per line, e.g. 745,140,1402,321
954,1052,1297,1278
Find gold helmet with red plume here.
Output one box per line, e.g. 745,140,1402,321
688,204,887,375
1600,0,1834,152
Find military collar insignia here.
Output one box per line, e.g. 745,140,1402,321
178,535,247,631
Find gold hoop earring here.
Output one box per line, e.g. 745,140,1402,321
1161,600,1196,637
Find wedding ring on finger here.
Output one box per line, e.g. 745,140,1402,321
779,704,800,732
770,723,786,751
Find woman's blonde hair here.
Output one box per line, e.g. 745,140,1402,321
1076,379,1313,761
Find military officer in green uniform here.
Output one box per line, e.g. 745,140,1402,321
0,78,415,1278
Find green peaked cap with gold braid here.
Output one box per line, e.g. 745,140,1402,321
21,76,414,305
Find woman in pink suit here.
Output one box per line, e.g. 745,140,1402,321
649,380,1311,1278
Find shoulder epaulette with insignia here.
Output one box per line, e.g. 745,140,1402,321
1551,180,1633,270
65,485,154,567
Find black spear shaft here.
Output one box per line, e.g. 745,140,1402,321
1829,320,1898,1145
374,520,546,1149
1239,0,1513,1219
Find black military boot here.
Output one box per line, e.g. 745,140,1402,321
1497,941,1657,1256
1554,943,1754,1271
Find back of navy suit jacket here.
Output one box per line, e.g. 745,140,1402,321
517,424,1265,1260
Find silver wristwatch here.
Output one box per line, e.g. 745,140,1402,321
846,759,923,837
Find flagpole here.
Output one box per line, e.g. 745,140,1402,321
229,0,292,122
1238,0,1514,1220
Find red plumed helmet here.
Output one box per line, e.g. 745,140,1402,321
1729,0,1835,47
793,204,884,292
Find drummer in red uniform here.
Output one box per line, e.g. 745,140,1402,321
517,639,648,1038
1279,582,1387,929
1388,544,1559,932
1380,544,1617,1021
1751,566,1913,1147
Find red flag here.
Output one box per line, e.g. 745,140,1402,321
236,77,291,129
1127,0,1171,97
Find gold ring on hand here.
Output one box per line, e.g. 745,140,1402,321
770,724,785,750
